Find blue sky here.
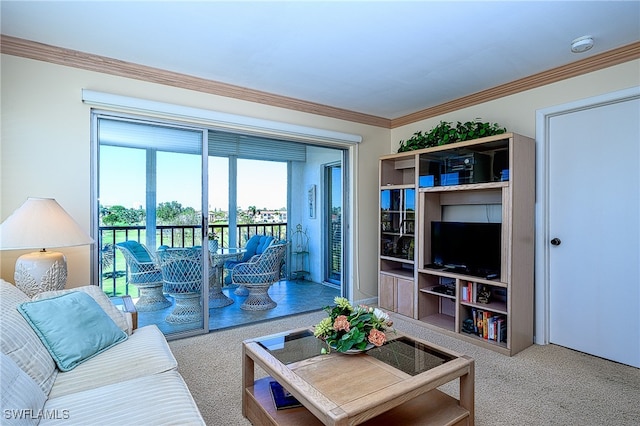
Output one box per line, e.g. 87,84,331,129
99,146,287,211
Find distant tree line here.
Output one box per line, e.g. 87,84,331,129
100,202,285,226
100,201,198,226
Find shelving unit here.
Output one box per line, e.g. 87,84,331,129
378,133,535,356
378,155,417,317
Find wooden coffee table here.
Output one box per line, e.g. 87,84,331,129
242,327,474,425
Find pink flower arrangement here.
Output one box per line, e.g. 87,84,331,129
314,297,393,353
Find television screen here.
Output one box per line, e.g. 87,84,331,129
430,221,501,279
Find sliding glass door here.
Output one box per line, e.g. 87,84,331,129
95,115,208,338
94,112,350,336
324,162,342,286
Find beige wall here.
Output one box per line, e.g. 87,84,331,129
390,59,640,150
2,53,638,301
0,54,390,301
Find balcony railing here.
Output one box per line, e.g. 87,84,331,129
99,223,287,296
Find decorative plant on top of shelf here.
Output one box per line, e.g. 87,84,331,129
397,119,507,152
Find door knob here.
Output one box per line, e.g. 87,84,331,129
550,238,561,246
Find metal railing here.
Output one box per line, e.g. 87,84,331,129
99,223,287,296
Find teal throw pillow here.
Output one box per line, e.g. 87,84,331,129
17,292,128,371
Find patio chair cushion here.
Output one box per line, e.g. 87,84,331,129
222,235,274,284
117,240,153,263
257,235,275,254
17,292,128,372
224,235,274,268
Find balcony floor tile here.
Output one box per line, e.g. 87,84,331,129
135,279,340,336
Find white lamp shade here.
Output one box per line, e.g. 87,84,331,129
0,197,94,250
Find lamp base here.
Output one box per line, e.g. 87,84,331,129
14,251,68,298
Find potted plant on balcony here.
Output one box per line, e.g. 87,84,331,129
207,232,218,253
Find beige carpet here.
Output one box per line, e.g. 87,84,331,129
169,311,640,425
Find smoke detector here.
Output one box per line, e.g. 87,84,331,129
571,36,594,53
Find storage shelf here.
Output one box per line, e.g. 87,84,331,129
419,181,508,193
419,313,455,331
246,376,469,426
381,232,414,237
380,268,414,279
460,301,507,315
381,183,414,190
380,255,414,264
379,133,535,356
418,268,507,287
420,288,456,300
460,332,508,350
381,209,414,214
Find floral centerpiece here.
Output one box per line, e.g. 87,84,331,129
314,297,393,353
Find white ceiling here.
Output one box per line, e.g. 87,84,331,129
2,1,639,119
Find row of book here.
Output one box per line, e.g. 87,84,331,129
461,281,491,303
461,281,508,307
460,281,474,302
468,309,506,343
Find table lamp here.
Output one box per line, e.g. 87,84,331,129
0,197,94,297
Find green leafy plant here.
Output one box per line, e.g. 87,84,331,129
314,297,394,353
397,119,507,152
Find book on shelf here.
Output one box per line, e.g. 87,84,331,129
269,381,303,410
470,308,507,343
472,308,478,334
498,318,507,343
461,281,473,302
482,311,491,339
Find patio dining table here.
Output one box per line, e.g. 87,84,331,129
209,247,245,307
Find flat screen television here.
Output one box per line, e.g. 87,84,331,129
430,221,501,279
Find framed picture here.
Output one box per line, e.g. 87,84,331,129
308,185,316,218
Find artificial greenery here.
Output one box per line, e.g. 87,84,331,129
397,119,507,152
314,297,393,353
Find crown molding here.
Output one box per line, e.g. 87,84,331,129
390,41,640,128
2,35,638,130
0,35,390,128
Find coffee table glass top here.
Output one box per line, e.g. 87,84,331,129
257,329,454,376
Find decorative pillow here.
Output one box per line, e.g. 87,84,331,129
17,292,128,372
34,285,132,335
1,352,47,426
0,279,58,395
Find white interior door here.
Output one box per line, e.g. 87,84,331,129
548,96,640,367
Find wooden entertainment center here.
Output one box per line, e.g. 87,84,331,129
378,133,535,356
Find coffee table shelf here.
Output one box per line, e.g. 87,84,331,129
243,328,474,426
246,376,469,426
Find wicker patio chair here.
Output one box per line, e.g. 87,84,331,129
223,234,275,295
156,246,203,324
231,243,288,311
115,241,172,312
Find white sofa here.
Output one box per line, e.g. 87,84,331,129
0,279,205,425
